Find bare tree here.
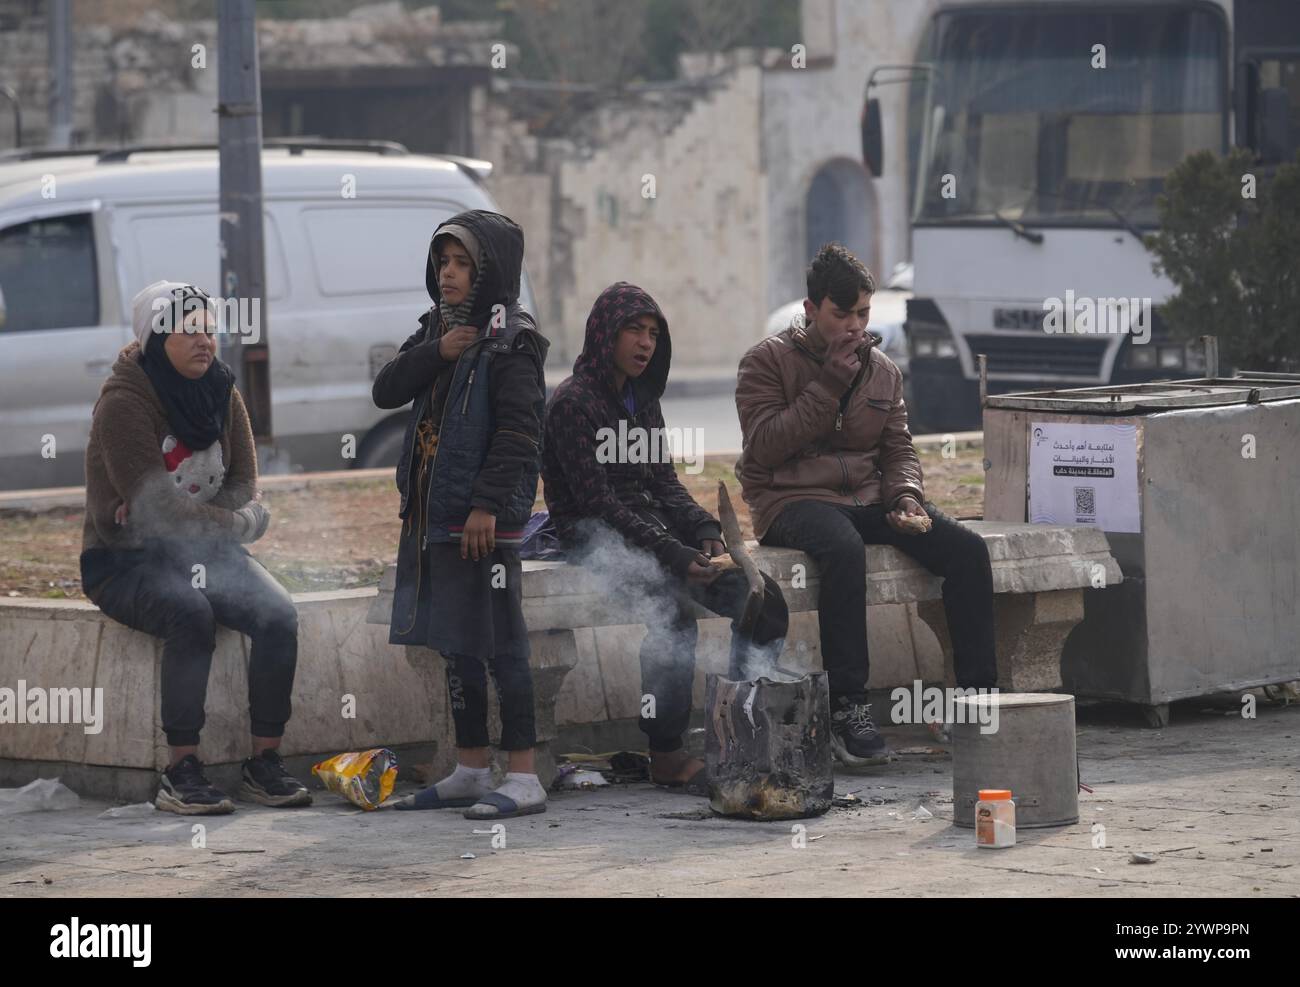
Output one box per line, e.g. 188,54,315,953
677,0,759,55
514,0,650,89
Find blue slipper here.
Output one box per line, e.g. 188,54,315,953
463,791,547,820
394,785,481,810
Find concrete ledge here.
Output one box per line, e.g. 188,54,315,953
368,522,1120,628
0,522,1117,799
0,590,520,799
367,521,1120,733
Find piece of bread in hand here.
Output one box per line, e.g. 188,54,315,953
707,552,743,570
895,512,933,534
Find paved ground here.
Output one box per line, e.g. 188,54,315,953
2,699,1296,898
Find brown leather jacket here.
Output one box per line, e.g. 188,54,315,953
735,323,924,539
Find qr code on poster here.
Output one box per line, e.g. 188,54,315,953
1074,486,1096,518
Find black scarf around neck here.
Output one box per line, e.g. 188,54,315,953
139,331,234,451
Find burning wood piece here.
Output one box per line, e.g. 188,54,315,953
715,481,765,634
705,672,834,820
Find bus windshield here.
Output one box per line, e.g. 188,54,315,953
913,4,1227,228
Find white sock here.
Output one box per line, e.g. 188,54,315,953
435,763,492,801
489,771,547,809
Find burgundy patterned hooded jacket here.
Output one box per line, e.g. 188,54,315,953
542,282,721,576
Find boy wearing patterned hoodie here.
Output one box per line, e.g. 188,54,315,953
543,283,788,795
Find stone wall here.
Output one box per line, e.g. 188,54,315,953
482,0,944,362
0,2,501,147
477,62,771,370
761,0,938,310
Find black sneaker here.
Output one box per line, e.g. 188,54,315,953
239,749,312,807
830,695,894,767
156,755,236,815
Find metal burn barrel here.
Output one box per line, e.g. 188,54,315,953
705,672,834,820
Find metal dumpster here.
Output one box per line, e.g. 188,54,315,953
981,375,1300,725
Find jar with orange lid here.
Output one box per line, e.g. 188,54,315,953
975,789,1015,848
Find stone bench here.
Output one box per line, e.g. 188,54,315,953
365,521,1121,771
0,522,1118,801
0,590,448,802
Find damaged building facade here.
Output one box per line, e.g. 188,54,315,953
0,0,934,367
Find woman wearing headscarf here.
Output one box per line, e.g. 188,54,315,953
80,280,310,815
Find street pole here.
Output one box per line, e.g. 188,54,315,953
46,0,72,148
217,0,274,447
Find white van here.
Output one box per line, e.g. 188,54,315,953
0,140,533,490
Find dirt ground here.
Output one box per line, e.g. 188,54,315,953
0,441,985,599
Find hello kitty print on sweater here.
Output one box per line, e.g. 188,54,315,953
161,434,225,503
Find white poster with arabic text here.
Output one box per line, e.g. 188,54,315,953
1028,422,1140,533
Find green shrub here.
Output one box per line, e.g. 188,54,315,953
1146,148,1300,372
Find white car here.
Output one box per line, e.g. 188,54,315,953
765,261,912,377
0,141,533,489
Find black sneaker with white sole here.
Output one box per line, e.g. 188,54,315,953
830,695,894,767
156,755,236,815
239,749,312,807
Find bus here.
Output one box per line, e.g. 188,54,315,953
862,0,1300,430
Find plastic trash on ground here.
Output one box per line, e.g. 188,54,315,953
98,802,157,819
312,748,397,810
0,778,80,815
557,769,609,790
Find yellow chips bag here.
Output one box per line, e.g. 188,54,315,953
311,748,398,810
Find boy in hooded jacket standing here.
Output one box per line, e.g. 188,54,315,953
373,210,550,819
543,283,788,794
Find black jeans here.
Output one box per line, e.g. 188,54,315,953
89,542,298,747
441,651,536,751
639,569,789,753
762,500,997,699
